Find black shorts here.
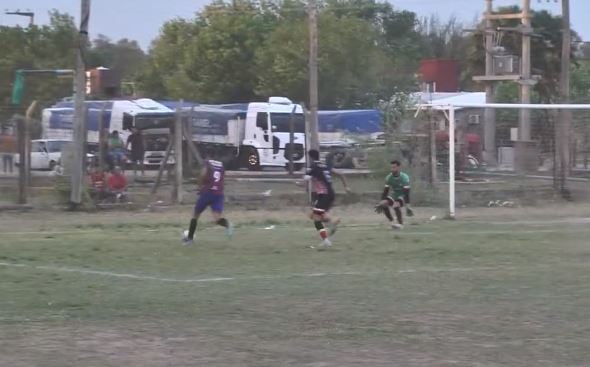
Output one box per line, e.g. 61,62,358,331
386,197,405,207
130,151,144,162
313,193,335,215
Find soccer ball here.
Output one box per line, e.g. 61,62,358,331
182,230,189,240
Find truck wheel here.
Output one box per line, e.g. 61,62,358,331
49,160,57,171
243,148,260,171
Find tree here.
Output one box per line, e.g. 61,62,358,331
256,12,398,108
138,1,279,102
418,16,467,60
0,10,77,119
138,0,424,107
86,35,146,81
182,1,279,102
136,19,197,99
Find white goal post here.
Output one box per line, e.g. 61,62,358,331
419,102,590,219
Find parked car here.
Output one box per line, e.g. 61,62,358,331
22,139,68,170
16,139,96,170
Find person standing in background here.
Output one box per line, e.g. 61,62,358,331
0,133,16,174
126,128,145,176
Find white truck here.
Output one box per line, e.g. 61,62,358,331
189,97,306,170
42,98,175,144
42,97,306,170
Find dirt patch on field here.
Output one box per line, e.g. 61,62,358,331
1,320,482,367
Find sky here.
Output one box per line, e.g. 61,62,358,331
0,0,588,50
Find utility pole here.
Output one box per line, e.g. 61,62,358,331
483,0,496,164
558,0,571,195
5,10,34,27
71,0,91,207
519,0,532,142
308,0,320,151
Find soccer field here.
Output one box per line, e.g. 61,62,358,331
1,206,589,367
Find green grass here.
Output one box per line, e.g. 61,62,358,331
0,208,589,366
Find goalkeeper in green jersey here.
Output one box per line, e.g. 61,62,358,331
375,160,414,229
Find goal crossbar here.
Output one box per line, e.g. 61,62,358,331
422,102,590,110
417,102,590,219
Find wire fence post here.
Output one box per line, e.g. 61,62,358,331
448,106,456,219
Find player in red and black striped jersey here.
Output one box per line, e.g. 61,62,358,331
303,149,349,249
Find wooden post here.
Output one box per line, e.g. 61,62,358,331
98,104,106,171
584,129,589,169
17,117,27,204
302,103,313,204
185,106,194,177
182,123,203,166
16,101,37,204
71,0,91,206
288,104,297,175
558,0,571,196
174,106,184,204
308,0,320,151
151,134,173,195
483,0,497,165
24,101,36,190
519,0,532,141
429,111,438,186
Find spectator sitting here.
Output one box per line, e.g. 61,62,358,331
87,166,106,200
108,131,126,170
107,166,128,202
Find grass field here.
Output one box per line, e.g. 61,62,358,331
1,205,589,367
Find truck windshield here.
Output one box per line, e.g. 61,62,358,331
133,114,175,130
270,113,305,133
145,134,169,151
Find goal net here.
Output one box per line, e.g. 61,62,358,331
413,102,590,218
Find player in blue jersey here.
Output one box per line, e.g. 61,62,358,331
182,151,233,245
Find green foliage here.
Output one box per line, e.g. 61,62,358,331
379,91,412,137
571,60,590,102
0,10,147,121
137,0,422,107
86,35,146,81
418,16,467,60
0,11,77,113
256,11,400,108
